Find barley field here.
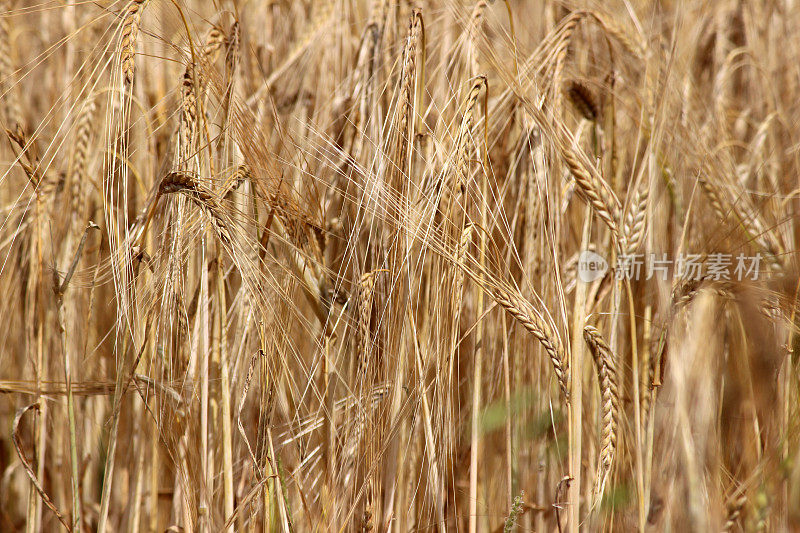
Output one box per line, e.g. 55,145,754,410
0,0,799,531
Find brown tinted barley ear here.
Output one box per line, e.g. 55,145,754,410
7,123,43,185
119,0,150,86
361,481,374,532
225,21,240,76
583,325,620,502
179,64,198,160
566,80,599,122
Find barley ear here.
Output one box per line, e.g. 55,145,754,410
119,0,150,87
583,325,620,505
